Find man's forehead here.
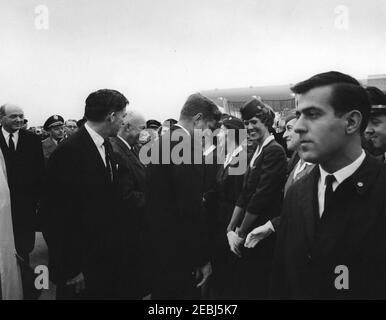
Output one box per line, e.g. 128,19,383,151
4,104,24,115
245,116,261,121
124,113,145,126
286,118,297,126
296,85,334,111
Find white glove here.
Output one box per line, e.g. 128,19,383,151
227,230,243,257
244,222,274,248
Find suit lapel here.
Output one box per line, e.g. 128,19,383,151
284,166,296,194
128,148,145,170
318,154,380,256
15,130,25,153
298,166,320,247
79,127,110,180
114,137,131,159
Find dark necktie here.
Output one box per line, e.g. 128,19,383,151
8,133,15,153
103,139,113,182
324,174,336,214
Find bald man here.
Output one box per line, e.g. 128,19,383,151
109,110,146,299
0,104,44,268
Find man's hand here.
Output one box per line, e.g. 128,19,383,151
195,262,212,288
244,222,274,248
66,272,86,294
227,231,244,257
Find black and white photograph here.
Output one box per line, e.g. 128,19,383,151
1,0,386,305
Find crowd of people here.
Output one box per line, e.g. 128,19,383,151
1,70,386,300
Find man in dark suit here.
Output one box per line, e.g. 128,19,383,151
143,93,221,299
0,103,44,264
270,71,386,299
41,89,128,299
110,109,146,299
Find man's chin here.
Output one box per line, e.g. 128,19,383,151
300,151,318,163
372,139,384,149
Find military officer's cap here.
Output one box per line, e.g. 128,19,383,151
366,86,386,115
43,115,64,131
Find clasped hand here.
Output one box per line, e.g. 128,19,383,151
227,230,244,257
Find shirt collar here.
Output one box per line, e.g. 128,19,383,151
118,135,131,150
84,123,104,148
319,149,366,186
2,127,19,139
174,123,191,137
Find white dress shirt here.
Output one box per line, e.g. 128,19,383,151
84,123,107,166
2,127,19,149
318,149,366,217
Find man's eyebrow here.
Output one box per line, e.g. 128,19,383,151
297,106,322,114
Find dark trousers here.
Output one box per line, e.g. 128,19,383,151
151,269,201,300
56,281,115,300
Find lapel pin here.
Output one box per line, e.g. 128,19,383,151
357,182,364,187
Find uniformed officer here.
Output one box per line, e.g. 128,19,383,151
42,115,64,165
365,86,386,163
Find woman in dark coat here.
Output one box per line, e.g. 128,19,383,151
226,99,287,299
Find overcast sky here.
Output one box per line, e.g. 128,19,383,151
1,0,385,126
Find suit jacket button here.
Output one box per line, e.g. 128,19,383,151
307,253,312,264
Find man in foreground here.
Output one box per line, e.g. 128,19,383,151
270,71,386,299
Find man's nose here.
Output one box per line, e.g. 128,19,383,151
294,116,306,134
365,124,374,135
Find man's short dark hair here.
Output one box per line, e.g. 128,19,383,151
180,93,221,122
284,113,297,125
291,71,370,132
84,89,129,122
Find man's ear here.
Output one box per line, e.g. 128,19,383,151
106,112,114,123
345,110,362,134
